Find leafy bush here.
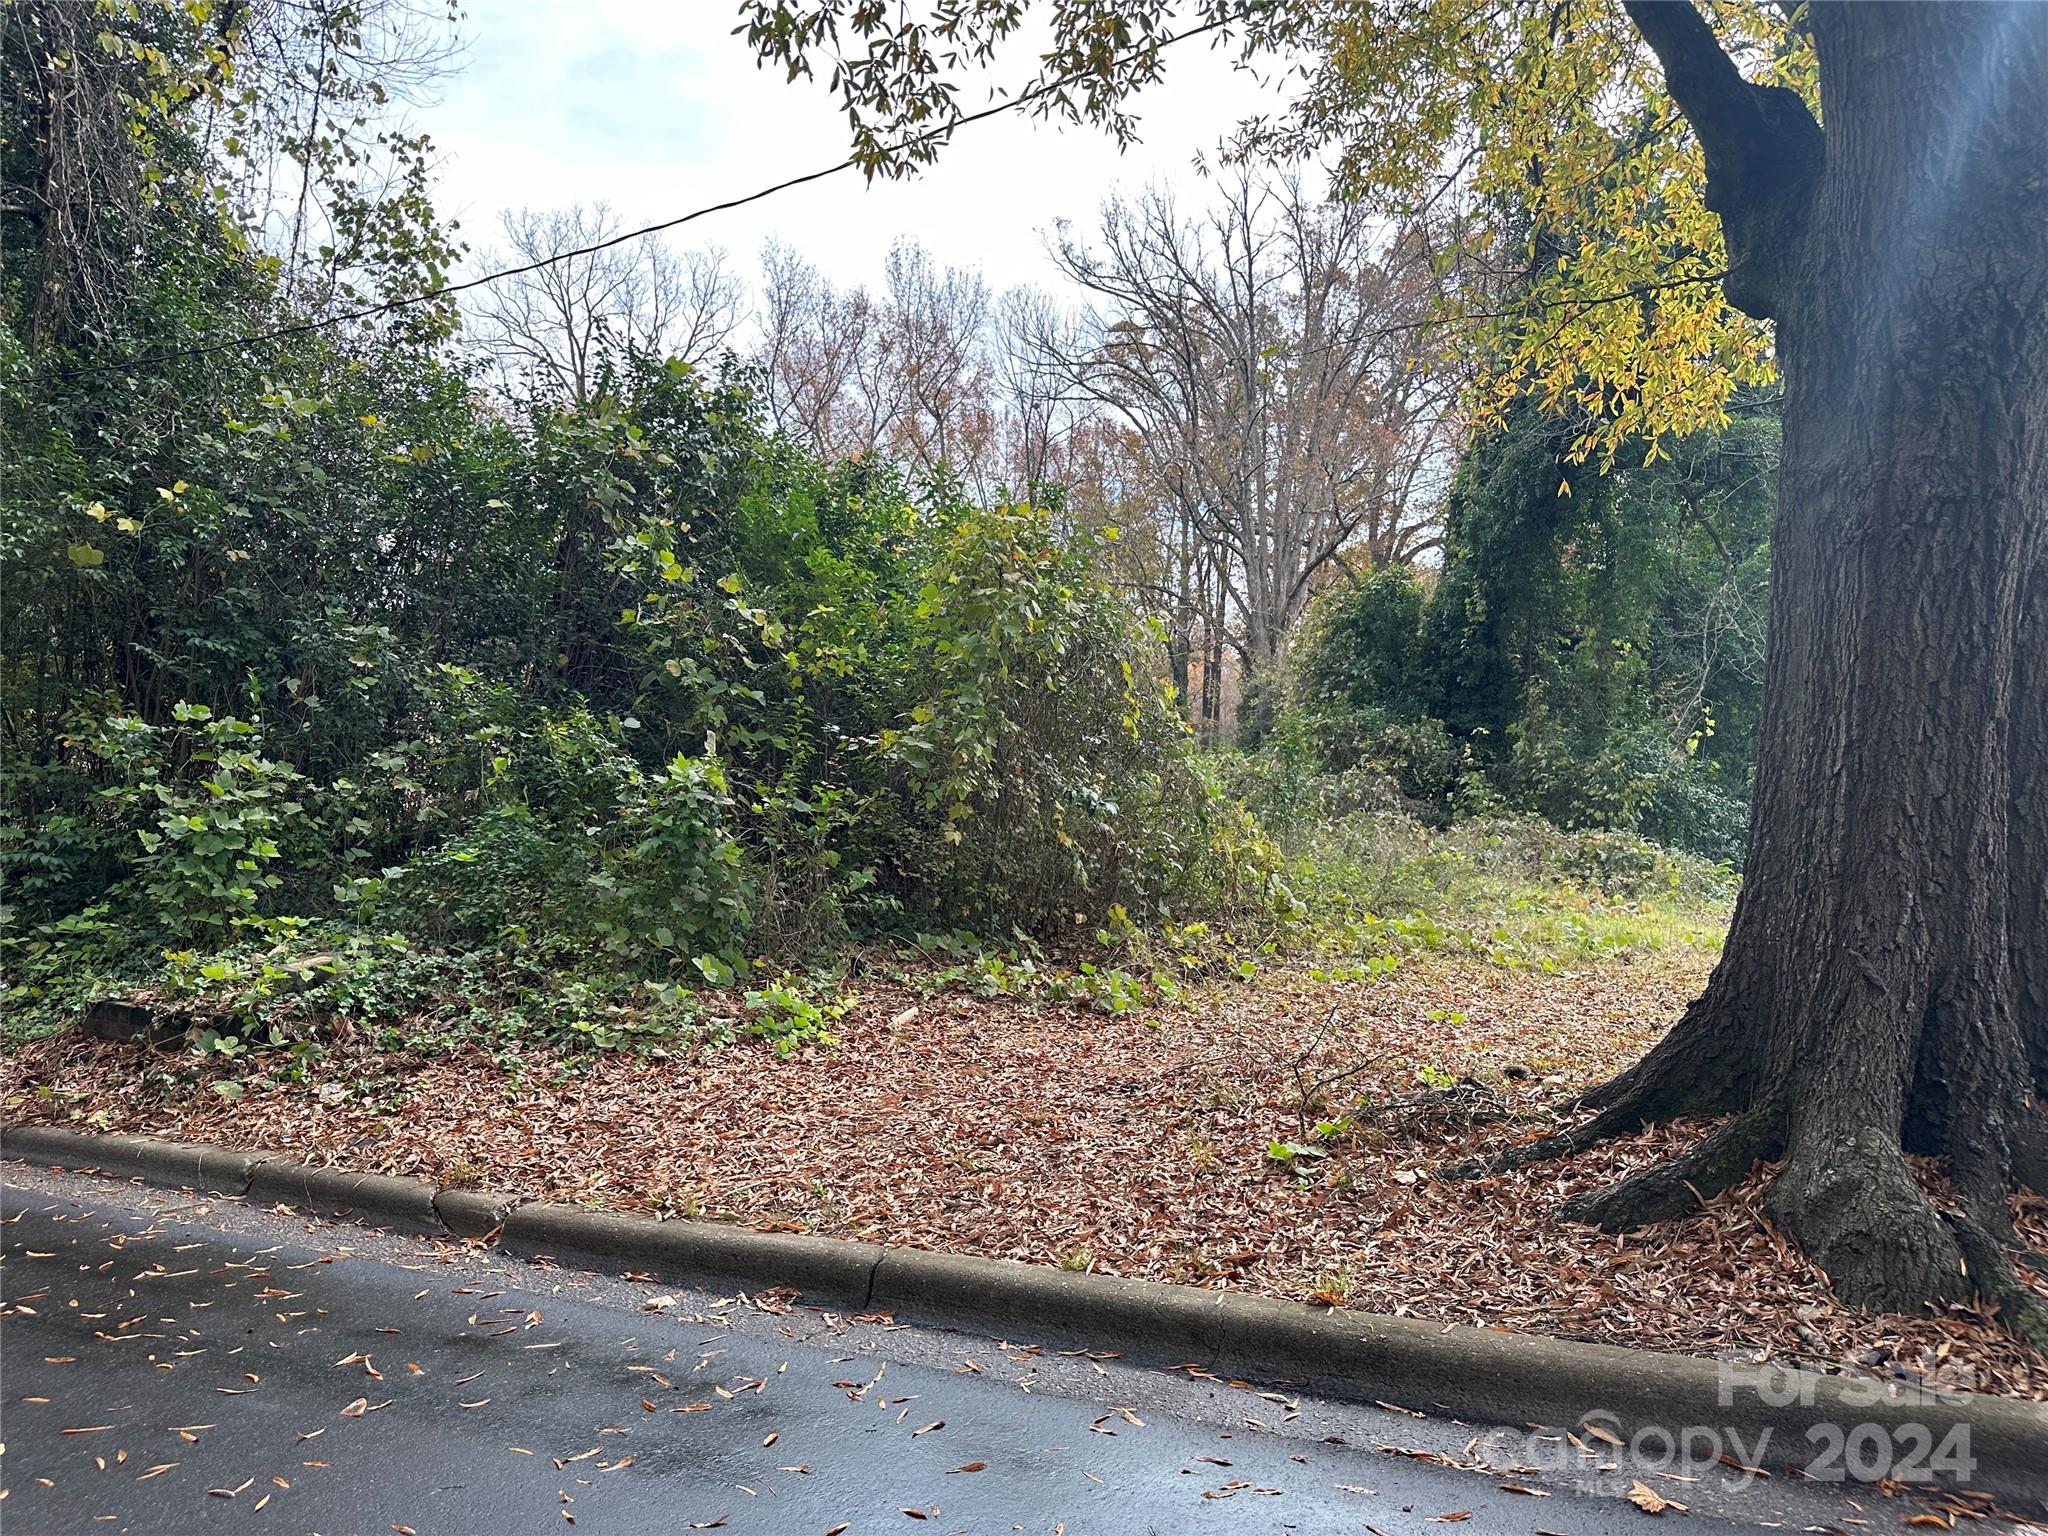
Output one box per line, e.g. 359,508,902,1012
742,972,851,1056
879,505,1231,933
0,0,1744,1062
3,341,1256,1046
86,705,308,941
1275,400,1772,862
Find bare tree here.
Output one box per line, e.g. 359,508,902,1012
746,187,1454,739
882,243,995,478
994,287,1115,500
1039,170,1455,706
756,239,1000,486
758,241,891,451
471,203,743,403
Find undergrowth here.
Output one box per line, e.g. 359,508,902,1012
2,802,1733,1088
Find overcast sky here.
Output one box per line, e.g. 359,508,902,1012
412,1,1296,300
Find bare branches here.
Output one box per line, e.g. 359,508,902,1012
1284,1007,1385,1142
1035,171,1457,682
756,239,996,481
471,204,743,403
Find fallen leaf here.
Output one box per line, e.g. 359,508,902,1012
1626,1481,1687,1515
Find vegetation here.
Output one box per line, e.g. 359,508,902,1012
9,0,2044,1354
746,0,2048,1342
0,0,1742,1060
2,333,1251,1032
1280,400,1773,862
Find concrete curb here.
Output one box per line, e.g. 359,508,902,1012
434,1187,518,1239
7,1122,2046,1510
498,1201,883,1309
0,1124,260,1193
245,1160,442,1232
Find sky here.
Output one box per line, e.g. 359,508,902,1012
411,1,1298,301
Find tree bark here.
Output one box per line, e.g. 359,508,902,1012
2017,549,2048,1103
1479,2,2048,1342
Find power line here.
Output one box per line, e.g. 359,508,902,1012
53,16,1238,381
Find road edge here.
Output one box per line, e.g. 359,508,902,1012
7,1120,2045,1512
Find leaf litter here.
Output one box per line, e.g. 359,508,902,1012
6,950,2043,1397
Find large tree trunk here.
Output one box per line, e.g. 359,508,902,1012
2018,550,2048,1100
1474,2,2048,1342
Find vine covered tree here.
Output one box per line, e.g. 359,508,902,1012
739,0,2048,1338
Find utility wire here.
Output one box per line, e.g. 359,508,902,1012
53,16,1238,380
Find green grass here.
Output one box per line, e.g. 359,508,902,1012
1276,811,1734,970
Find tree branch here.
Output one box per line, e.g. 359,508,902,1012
1622,0,1823,319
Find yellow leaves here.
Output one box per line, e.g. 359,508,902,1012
68,543,105,567
1304,0,1809,464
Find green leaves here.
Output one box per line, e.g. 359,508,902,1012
742,973,850,1057
87,705,306,941
692,954,736,987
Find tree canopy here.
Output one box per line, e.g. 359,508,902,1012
740,0,1809,461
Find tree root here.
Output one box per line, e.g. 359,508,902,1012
1429,989,2048,1352
1445,998,1750,1182
1945,1210,2048,1354
1558,1109,1783,1229
1578,985,1753,1118
1765,1129,1977,1316
2010,1109,2048,1196
1440,1079,1682,1180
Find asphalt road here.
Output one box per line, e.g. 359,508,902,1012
0,1162,1993,1535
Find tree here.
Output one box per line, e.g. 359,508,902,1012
739,0,2048,1339
1541,3,2047,1340
1032,170,1452,700
756,239,997,483
472,204,743,403
2,0,461,347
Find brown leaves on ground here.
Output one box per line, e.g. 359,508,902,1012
1625,1480,1687,1515
6,949,2045,1398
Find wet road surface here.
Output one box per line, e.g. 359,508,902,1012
0,1161,1987,1534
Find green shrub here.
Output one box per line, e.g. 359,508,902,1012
878,504,1234,933
86,704,308,940
742,972,851,1056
